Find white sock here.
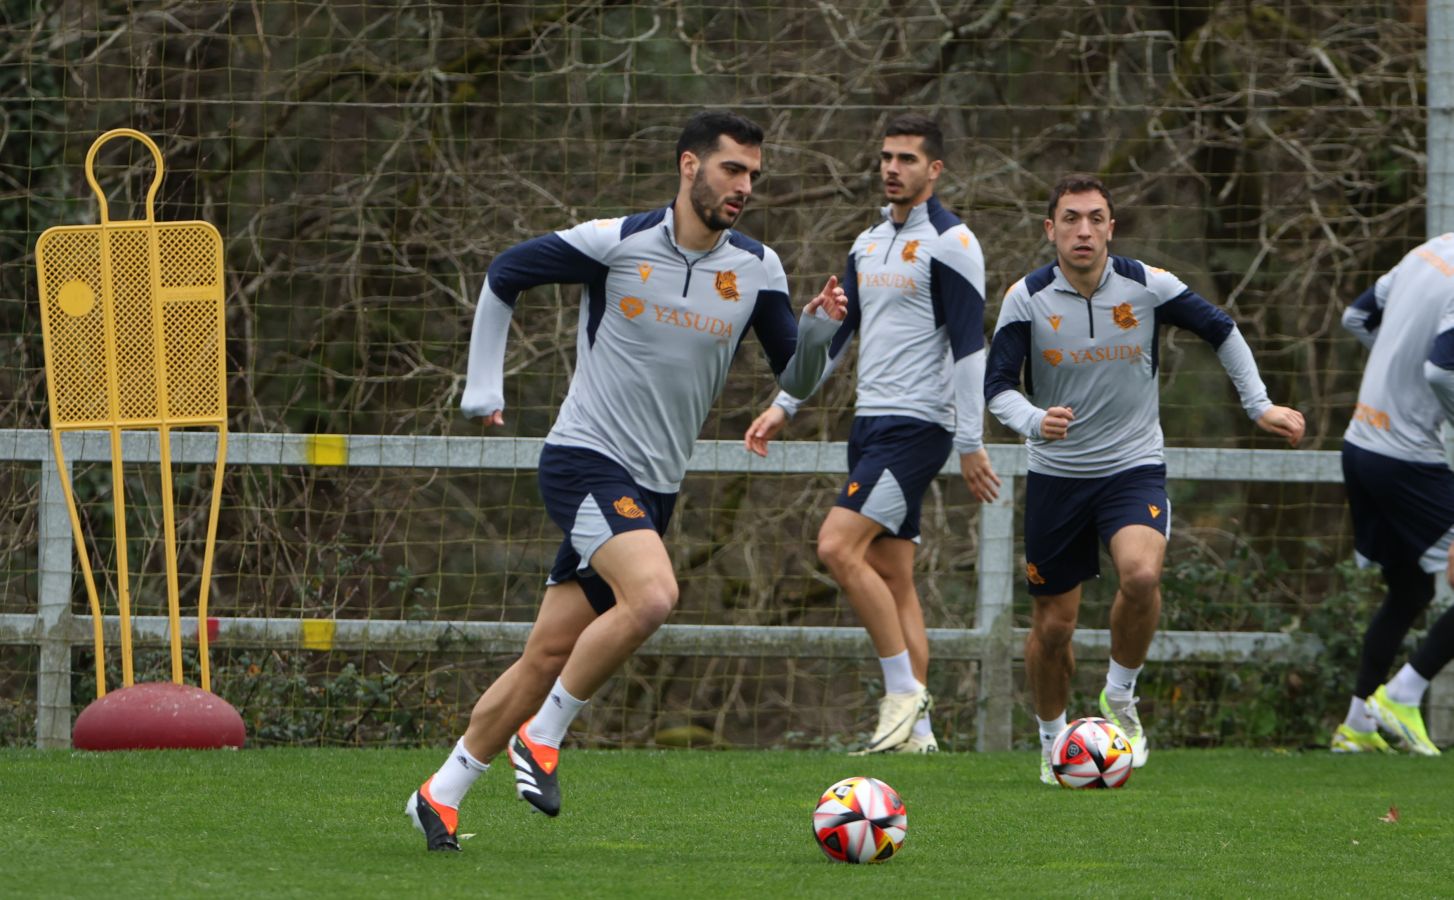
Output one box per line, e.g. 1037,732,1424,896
426,738,489,809
912,714,932,738
879,650,919,695
1037,713,1067,750
1105,658,1142,701
1386,663,1431,706
1344,696,1377,732
525,678,588,749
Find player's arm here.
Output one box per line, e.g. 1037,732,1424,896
1341,274,1392,351
746,248,848,405
984,282,1072,442
745,255,860,457
931,227,1000,500
1151,269,1304,446
1422,297,1454,428
461,221,614,425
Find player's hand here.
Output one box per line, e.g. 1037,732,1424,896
960,448,1001,503
1040,406,1074,441
804,275,848,321
744,405,789,457
1256,405,1305,447
477,410,505,427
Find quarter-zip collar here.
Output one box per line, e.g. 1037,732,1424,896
1049,258,1115,300
877,195,943,231
659,203,732,256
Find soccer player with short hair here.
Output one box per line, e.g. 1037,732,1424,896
1333,234,1454,757
406,110,847,850
743,114,999,755
985,174,1304,784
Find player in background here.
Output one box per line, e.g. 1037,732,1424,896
1333,233,1454,756
743,114,999,754
406,110,847,850
985,174,1304,784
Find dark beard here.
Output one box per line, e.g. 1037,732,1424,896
690,176,740,231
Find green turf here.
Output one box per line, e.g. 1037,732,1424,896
1,747,1447,897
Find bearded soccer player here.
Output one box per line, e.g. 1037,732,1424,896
1333,233,1454,757
743,114,999,754
985,174,1304,784
406,110,847,850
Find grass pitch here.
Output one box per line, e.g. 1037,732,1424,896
1,747,1447,897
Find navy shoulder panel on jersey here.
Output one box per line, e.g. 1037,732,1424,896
620,207,669,241
1110,255,1146,286
745,289,797,374
1432,330,1454,370
985,320,1031,401
727,230,767,260
1024,263,1057,297
931,257,987,359
487,233,610,308
829,252,861,357
1155,289,1234,349
1349,285,1382,332
925,196,962,235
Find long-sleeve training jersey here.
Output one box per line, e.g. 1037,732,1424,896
771,196,988,453
1343,233,1454,464
462,204,842,493
985,256,1272,478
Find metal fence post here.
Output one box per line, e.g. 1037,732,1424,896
976,476,1016,752
36,443,74,749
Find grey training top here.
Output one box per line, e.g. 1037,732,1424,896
985,256,1272,478
462,204,842,492
1343,233,1454,464
772,196,989,453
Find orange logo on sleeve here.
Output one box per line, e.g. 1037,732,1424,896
613,496,646,519
1026,563,1047,585
1148,504,1161,519
1112,303,1139,330
1048,314,1062,332
638,263,653,283
620,296,645,319
901,240,920,263
958,230,972,249
846,482,860,497
1042,349,1063,367
714,270,740,301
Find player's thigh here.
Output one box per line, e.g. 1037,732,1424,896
590,529,678,611
522,581,599,662
1106,525,1167,584
1094,464,1169,581
819,505,884,561
837,416,952,542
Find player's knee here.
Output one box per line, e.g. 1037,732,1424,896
1033,615,1076,652
1118,565,1162,603
624,576,679,632
816,530,858,574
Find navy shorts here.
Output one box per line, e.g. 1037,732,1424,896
539,444,677,615
1023,464,1169,595
836,415,954,542
1343,441,1454,573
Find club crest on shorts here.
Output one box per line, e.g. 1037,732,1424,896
613,496,646,519
1026,562,1047,585
714,270,739,301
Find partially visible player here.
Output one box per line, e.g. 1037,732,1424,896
405,110,847,850
985,174,1304,784
1333,233,1454,757
743,114,998,754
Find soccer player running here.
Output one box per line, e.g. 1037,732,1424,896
743,114,999,755
985,174,1304,784
1333,233,1454,757
406,111,847,850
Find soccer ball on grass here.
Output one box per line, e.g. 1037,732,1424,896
1050,716,1133,789
812,776,907,863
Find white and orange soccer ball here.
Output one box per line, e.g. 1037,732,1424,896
812,776,908,863
1050,716,1133,789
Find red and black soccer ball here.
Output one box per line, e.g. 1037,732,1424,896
1050,716,1133,789
812,776,908,863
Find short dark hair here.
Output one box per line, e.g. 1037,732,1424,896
675,110,764,170
1047,173,1114,220
884,113,944,162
